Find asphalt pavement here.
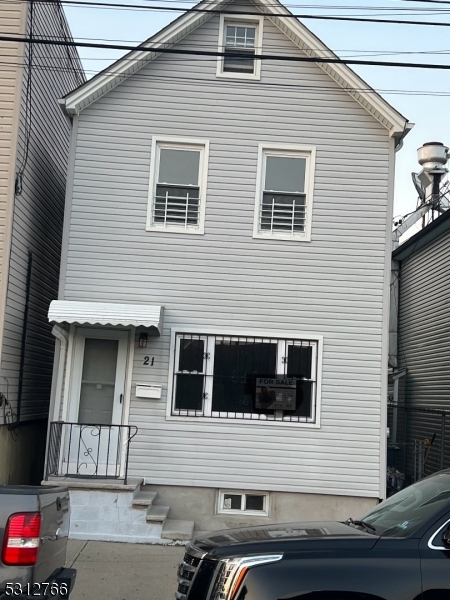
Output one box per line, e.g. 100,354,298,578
66,540,185,600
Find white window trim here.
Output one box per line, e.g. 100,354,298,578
217,490,270,517
146,135,210,235
166,326,323,428
216,14,264,81
253,143,316,242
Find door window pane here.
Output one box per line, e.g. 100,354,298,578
212,340,277,413
78,338,118,425
265,156,306,193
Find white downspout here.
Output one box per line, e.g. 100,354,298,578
50,324,69,422
43,325,68,480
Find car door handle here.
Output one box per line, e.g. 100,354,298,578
120,393,123,404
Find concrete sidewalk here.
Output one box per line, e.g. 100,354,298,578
66,540,185,600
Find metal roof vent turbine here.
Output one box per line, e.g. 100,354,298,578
412,142,449,210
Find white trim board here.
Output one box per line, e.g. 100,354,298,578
59,0,410,137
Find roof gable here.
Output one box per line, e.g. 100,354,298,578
61,0,410,137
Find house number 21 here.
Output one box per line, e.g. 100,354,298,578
143,356,154,366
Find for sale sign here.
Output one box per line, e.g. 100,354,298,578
254,377,297,410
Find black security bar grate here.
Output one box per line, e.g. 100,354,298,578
171,333,318,423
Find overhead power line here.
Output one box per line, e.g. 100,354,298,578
2,56,450,96
23,0,450,27
399,0,450,5
5,33,450,70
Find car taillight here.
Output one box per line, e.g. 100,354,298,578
2,512,41,566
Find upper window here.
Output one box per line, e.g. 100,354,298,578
169,332,321,425
217,15,264,80
254,144,316,241
146,137,209,234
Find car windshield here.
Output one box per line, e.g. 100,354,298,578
358,472,450,538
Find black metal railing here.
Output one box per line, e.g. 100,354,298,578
45,421,138,484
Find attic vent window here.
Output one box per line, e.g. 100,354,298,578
224,26,256,73
217,15,264,81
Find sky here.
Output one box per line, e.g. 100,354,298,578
63,0,450,235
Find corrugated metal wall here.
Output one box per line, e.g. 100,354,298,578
397,226,450,479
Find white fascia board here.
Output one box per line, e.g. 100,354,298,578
60,0,410,135
61,5,220,116
261,0,410,137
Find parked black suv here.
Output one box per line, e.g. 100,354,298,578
177,469,450,600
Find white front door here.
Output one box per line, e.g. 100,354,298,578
63,328,129,478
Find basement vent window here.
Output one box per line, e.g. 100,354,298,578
218,490,269,516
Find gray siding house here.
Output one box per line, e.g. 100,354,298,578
0,1,83,484
45,0,412,542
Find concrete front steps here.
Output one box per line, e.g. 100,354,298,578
132,489,194,540
42,477,194,544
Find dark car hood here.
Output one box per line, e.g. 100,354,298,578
192,521,379,557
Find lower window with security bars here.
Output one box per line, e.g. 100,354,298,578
170,333,319,423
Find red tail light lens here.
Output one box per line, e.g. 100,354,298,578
2,512,41,566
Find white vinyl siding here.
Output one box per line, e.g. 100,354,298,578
146,137,209,234
60,0,392,498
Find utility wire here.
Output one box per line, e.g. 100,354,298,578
10,33,450,58
25,0,450,27
54,0,86,85
4,33,450,70
399,0,450,5
2,54,450,96
16,0,34,181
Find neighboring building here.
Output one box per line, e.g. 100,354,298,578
390,209,450,482
45,0,412,543
0,1,84,484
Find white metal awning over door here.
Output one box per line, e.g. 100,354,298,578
48,300,164,334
